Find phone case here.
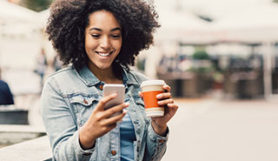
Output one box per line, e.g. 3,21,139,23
103,84,125,109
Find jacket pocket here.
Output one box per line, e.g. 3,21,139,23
134,96,145,110
69,94,99,127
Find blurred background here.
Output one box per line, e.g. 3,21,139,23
0,0,278,160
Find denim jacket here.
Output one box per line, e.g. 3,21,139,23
41,65,168,161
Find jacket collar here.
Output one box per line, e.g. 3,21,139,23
77,65,99,87
121,66,138,86
76,65,138,87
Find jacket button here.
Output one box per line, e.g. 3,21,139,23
158,139,165,143
83,99,88,104
99,84,104,90
111,150,117,156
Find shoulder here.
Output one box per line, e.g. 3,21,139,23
46,66,75,80
0,80,9,87
126,68,149,84
0,80,6,84
42,65,90,97
44,66,79,88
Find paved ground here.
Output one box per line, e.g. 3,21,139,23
162,96,278,161
6,91,278,161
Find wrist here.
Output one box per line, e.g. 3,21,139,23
79,126,96,150
151,121,167,136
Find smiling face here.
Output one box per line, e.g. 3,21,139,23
85,10,122,72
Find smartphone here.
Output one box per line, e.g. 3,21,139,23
103,84,125,112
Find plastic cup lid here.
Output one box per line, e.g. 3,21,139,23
140,80,165,88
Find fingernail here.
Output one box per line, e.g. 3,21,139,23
156,94,162,98
125,102,130,106
123,109,128,113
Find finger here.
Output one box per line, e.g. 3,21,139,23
102,102,129,118
167,103,178,108
138,92,143,98
158,99,174,106
102,123,117,133
163,84,171,92
166,103,178,114
102,109,127,126
156,92,171,100
95,93,118,111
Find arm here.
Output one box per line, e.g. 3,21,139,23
41,79,95,161
144,120,169,161
41,78,128,160
141,84,178,160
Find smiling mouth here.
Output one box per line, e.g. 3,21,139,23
96,51,114,57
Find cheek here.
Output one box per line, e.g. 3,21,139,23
85,44,91,56
85,38,97,51
84,36,90,51
114,40,122,51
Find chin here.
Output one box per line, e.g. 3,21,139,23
96,64,112,70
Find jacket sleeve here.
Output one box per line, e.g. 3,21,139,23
144,119,169,161
41,78,95,161
131,69,169,160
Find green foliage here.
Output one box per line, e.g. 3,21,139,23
136,58,146,72
274,0,278,3
20,0,53,12
190,66,214,73
190,49,213,73
192,50,210,60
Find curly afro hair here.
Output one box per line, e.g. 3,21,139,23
46,0,160,70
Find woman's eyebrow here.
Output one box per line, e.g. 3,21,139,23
89,27,102,32
111,27,121,32
89,27,121,32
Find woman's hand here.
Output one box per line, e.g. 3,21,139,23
140,84,178,136
79,93,129,149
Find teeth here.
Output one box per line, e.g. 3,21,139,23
99,53,110,56
97,51,112,57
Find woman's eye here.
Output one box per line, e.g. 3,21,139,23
111,34,121,38
91,34,100,38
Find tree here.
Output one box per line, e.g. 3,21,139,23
20,0,53,12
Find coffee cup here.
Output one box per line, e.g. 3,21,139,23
140,80,165,117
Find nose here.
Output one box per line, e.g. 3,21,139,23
100,36,111,50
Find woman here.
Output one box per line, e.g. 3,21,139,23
41,0,178,160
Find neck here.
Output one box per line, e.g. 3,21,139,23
88,63,122,84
